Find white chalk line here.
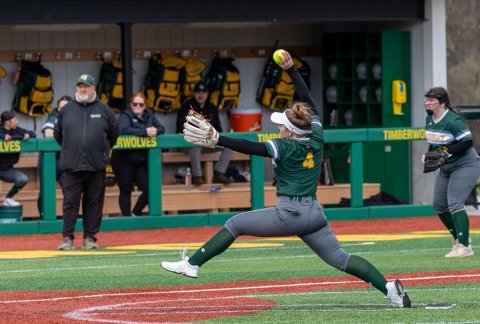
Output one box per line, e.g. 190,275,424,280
2,272,480,305
0,242,374,274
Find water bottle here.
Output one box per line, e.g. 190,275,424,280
185,167,192,190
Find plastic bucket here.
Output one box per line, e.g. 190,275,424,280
230,110,262,132
0,206,23,223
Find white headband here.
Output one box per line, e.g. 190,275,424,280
270,110,312,135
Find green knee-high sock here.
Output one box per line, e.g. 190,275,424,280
437,211,457,240
451,210,470,246
345,255,388,295
188,227,235,267
6,185,21,198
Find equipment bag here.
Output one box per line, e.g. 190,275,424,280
97,60,124,113
205,57,240,111
180,57,207,103
318,156,335,186
256,53,310,111
143,54,186,113
12,60,54,117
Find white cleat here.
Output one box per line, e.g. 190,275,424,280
445,239,460,257
446,244,474,258
3,197,20,207
446,238,473,258
161,257,199,278
386,279,411,308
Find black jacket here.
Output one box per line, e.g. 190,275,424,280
54,96,119,172
113,108,165,161
0,125,36,172
176,99,223,134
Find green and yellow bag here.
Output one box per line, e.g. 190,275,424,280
180,57,207,103
143,54,186,113
205,57,240,111
256,54,310,111
12,60,54,117
97,60,124,113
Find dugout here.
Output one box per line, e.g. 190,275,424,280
0,1,451,231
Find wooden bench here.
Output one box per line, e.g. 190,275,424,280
162,182,381,214
10,182,380,219
8,151,250,189
161,150,250,184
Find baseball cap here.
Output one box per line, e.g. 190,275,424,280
1,111,16,123
193,82,207,92
76,74,96,87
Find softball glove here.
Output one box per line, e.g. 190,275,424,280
423,150,449,173
183,109,219,148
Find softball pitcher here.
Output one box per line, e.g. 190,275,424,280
162,51,411,308
423,87,480,257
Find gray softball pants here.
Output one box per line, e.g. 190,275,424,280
188,147,233,177
433,148,480,214
0,168,28,188
225,196,351,271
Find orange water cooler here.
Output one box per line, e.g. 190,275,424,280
230,109,262,132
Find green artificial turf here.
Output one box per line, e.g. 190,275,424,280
0,234,479,323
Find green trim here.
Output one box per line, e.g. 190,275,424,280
41,152,57,220
350,142,363,207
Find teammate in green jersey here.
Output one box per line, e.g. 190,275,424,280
161,51,411,308
423,87,480,257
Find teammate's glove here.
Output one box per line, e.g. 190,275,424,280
423,150,449,173
183,109,219,148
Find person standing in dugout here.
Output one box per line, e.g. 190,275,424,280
37,95,72,217
176,82,233,185
423,87,480,257
110,92,165,216
162,51,412,308
54,74,119,250
0,111,36,207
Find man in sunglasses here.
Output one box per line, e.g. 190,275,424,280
176,82,233,185
54,74,119,250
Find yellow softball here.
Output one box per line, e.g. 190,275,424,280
273,49,287,64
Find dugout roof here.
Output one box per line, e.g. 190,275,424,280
0,0,424,24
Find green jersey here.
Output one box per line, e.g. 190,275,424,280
425,110,473,162
265,115,324,197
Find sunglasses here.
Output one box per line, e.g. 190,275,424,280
132,102,145,107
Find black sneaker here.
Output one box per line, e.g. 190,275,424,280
192,176,204,185
212,171,233,184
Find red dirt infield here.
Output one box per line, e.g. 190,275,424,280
0,215,479,323
1,270,480,323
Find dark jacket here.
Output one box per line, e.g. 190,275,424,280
0,125,36,172
114,108,165,161
176,98,223,134
54,96,119,172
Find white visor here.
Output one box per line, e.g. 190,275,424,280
270,110,311,135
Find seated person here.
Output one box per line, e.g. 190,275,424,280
111,92,165,216
0,111,36,206
37,95,72,216
176,82,233,185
